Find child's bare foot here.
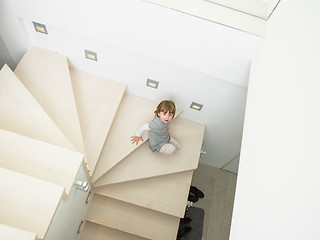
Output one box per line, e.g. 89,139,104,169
170,138,181,150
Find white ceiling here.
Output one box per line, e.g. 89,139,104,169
144,0,281,37
206,0,280,19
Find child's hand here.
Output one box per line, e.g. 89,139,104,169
131,136,144,145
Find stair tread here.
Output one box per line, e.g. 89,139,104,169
92,93,183,182
0,224,36,240
0,129,83,196
70,68,126,175
14,47,85,153
86,195,179,240
93,117,205,186
0,167,64,239
0,64,75,150
81,222,148,240
94,170,193,217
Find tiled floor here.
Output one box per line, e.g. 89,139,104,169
190,163,237,240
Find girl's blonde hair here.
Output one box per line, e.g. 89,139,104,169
154,100,176,118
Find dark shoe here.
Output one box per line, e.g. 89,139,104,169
180,217,192,224
188,193,199,203
177,226,192,238
190,186,205,198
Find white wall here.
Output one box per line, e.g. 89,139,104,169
0,36,15,70
230,0,320,239
0,0,263,87
45,165,91,240
0,0,263,168
223,155,239,173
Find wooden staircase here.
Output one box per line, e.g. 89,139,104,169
0,46,205,240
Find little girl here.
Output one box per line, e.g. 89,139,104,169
131,100,180,155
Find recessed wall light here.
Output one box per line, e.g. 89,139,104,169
190,102,203,111
85,50,97,61
146,79,159,89
32,21,48,34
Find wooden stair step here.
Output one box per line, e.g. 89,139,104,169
0,64,75,150
69,68,126,175
0,167,64,239
86,195,179,240
81,222,148,240
94,170,193,217
0,224,36,240
0,129,83,196
14,47,85,153
93,117,205,186
92,93,183,182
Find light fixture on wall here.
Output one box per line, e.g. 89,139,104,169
146,79,159,89
190,102,203,111
74,180,89,192
200,150,206,158
85,50,97,61
32,21,48,34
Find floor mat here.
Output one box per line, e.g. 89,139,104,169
177,207,204,240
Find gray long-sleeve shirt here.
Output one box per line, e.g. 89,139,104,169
136,117,170,152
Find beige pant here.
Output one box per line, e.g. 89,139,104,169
159,138,180,155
